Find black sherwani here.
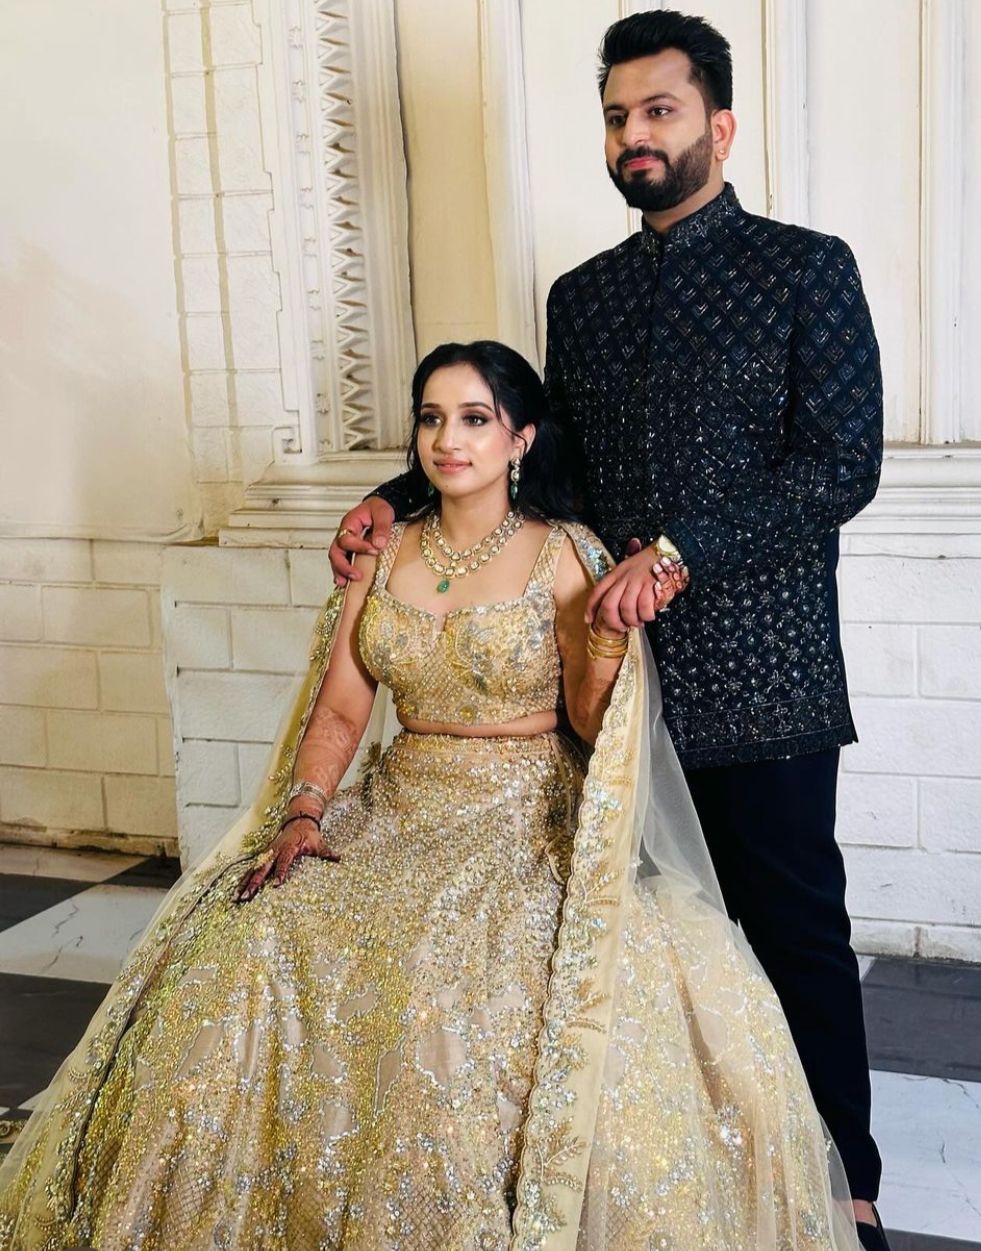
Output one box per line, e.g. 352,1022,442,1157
543,182,883,767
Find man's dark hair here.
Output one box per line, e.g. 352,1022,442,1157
598,10,732,112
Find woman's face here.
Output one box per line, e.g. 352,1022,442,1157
415,363,533,505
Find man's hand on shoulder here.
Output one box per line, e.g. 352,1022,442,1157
328,496,396,587
585,537,689,633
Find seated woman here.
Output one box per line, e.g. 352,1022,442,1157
0,341,860,1251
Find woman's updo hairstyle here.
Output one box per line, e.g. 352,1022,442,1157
403,340,582,523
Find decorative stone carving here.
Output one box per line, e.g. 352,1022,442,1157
256,0,415,464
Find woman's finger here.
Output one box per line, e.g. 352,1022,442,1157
652,582,675,611
596,579,628,633
272,847,298,887
235,860,272,903
636,581,658,622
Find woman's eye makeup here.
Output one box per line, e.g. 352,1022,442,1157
418,411,490,426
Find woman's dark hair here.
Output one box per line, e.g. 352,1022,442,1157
403,340,582,524
597,10,732,113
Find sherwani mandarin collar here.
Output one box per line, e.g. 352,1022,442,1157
638,181,742,258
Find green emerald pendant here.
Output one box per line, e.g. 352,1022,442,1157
436,578,451,593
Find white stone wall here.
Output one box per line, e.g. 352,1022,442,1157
0,0,291,854
162,542,334,867
0,540,177,855
839,530,981,963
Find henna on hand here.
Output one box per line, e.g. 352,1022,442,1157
293,706,363,802
235,815,341,903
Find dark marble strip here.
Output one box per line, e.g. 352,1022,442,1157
0,875,96,933
106,855,182,890
0,971,109,1110
886,1233,981,1251
862,956,981,1083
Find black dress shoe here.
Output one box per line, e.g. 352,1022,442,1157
856,1205,892,1251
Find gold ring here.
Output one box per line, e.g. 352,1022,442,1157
336,528,352,540
254,850,275,867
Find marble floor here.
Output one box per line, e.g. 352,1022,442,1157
0,843,979,1249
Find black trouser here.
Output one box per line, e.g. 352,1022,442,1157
683,747,882,1201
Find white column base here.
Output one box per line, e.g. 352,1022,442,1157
219,451,409,548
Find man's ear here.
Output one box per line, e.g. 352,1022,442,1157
712,109,736,161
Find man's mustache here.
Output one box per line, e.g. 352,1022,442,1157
617,147,671,173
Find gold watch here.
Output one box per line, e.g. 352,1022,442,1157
652,533,684,565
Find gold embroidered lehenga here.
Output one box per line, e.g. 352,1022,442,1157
0,523,860,1251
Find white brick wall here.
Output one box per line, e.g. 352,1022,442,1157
838,542,981,963
162,542,335,867
0,538,178,855
5,523,977,962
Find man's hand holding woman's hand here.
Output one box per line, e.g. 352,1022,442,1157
328,497,397,586
585,538,689,634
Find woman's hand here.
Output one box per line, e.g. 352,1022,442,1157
235,816,340,903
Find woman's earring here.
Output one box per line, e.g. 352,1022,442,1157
427,479,436,498
509,457,521,502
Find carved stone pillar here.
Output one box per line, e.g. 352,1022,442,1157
223,0,415,546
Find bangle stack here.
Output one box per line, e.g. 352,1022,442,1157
288,780,329,808
283,780,328,832
586,623,629,661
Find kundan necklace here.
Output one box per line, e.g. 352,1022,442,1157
421,509,524,593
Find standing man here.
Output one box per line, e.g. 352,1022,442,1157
329,11,888,1248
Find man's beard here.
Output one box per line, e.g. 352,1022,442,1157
607,126,714,212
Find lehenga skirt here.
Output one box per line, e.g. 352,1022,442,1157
3,727,854,1251
53,730,586,1251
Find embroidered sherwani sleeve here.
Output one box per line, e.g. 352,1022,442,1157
364,470,426,520
662,236,883,586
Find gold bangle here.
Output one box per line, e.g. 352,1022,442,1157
587,624,628,649
586,625,628,660
588,623,627,643
288,780,329,808
587,635,628,653
587,634,628,651
587,645,628,661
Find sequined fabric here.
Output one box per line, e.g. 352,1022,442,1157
360,524,566,726
374,185,884,767
46,731,581,1251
